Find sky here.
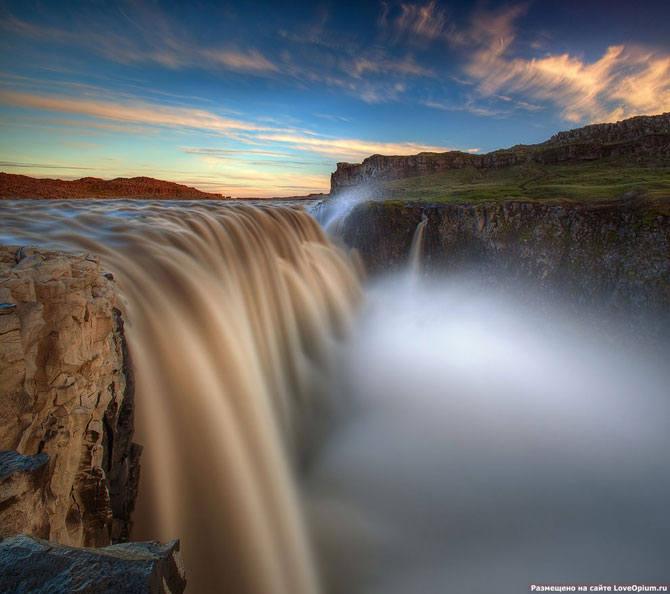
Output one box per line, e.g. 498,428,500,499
1,0,669,197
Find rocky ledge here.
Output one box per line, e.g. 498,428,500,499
0,534,186,594
0,246,140,547
331,112,670,192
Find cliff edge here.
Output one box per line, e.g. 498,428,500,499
0,246,140,547
331,112,670,193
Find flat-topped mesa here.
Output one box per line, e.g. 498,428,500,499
330,112,670,194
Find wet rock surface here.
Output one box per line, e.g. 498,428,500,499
0,534,186,594
340,199,670,326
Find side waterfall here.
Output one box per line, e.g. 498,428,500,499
408,215,427,277
0,201,361,594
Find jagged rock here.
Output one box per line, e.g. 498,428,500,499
330,112,670,192
0,534,186,594
0,246,140,547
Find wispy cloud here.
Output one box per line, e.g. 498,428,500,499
182,147,293,158
344,53,434,78
0,87,452,165
255,133,451,160
197,49,278,73
460,5,670,122
1,13,278,76
0,90,276,135
384,0,449,42
0,160,97,170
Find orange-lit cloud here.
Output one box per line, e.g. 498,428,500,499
461,5,670,123
0,90,275,134
0,88,452,169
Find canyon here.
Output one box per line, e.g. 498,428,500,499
0,112,669,593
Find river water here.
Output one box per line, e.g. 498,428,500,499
1,198,668,593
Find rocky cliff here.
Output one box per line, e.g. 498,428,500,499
331,113,670,192
0,246,140,547
339,198,670,324
0,173,229,200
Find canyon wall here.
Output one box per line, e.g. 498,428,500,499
0,246,140,548
331,113,670,192
339,199,670,322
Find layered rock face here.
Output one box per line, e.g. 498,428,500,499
0,534,186,594
340,199,670,322
331,112,670,192
0,246,140,548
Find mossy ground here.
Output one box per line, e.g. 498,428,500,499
382,157,670,215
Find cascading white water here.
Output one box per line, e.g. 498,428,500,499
0,199,361,594
1,199,668,594
408,214,427,278
311,188,376,234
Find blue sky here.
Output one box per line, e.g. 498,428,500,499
1,0,669,196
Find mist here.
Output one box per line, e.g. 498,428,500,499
305,272,670,593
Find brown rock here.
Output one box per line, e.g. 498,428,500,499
0,246,140,548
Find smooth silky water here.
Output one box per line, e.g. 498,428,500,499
1,198,668,593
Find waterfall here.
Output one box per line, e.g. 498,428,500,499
2,198,669,594
0,200,361,594
408,215,428,277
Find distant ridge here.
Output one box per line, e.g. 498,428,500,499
331,112,670,193
0,173,230,200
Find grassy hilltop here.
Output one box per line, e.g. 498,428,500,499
381,156,670,215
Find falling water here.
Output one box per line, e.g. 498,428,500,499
0,200,361,594
311,187,376,233
408,215,428,277
1,198,668,594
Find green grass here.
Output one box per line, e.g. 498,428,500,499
382,157,670,214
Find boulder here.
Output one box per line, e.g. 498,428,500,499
0,534,186,594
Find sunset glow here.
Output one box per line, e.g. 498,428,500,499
1,0,669,196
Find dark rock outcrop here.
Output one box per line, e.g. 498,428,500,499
340,198,670,323
0,246,140,547
0,534,186,594
331,112,670,192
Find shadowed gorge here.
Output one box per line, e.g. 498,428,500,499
1,191,669,592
